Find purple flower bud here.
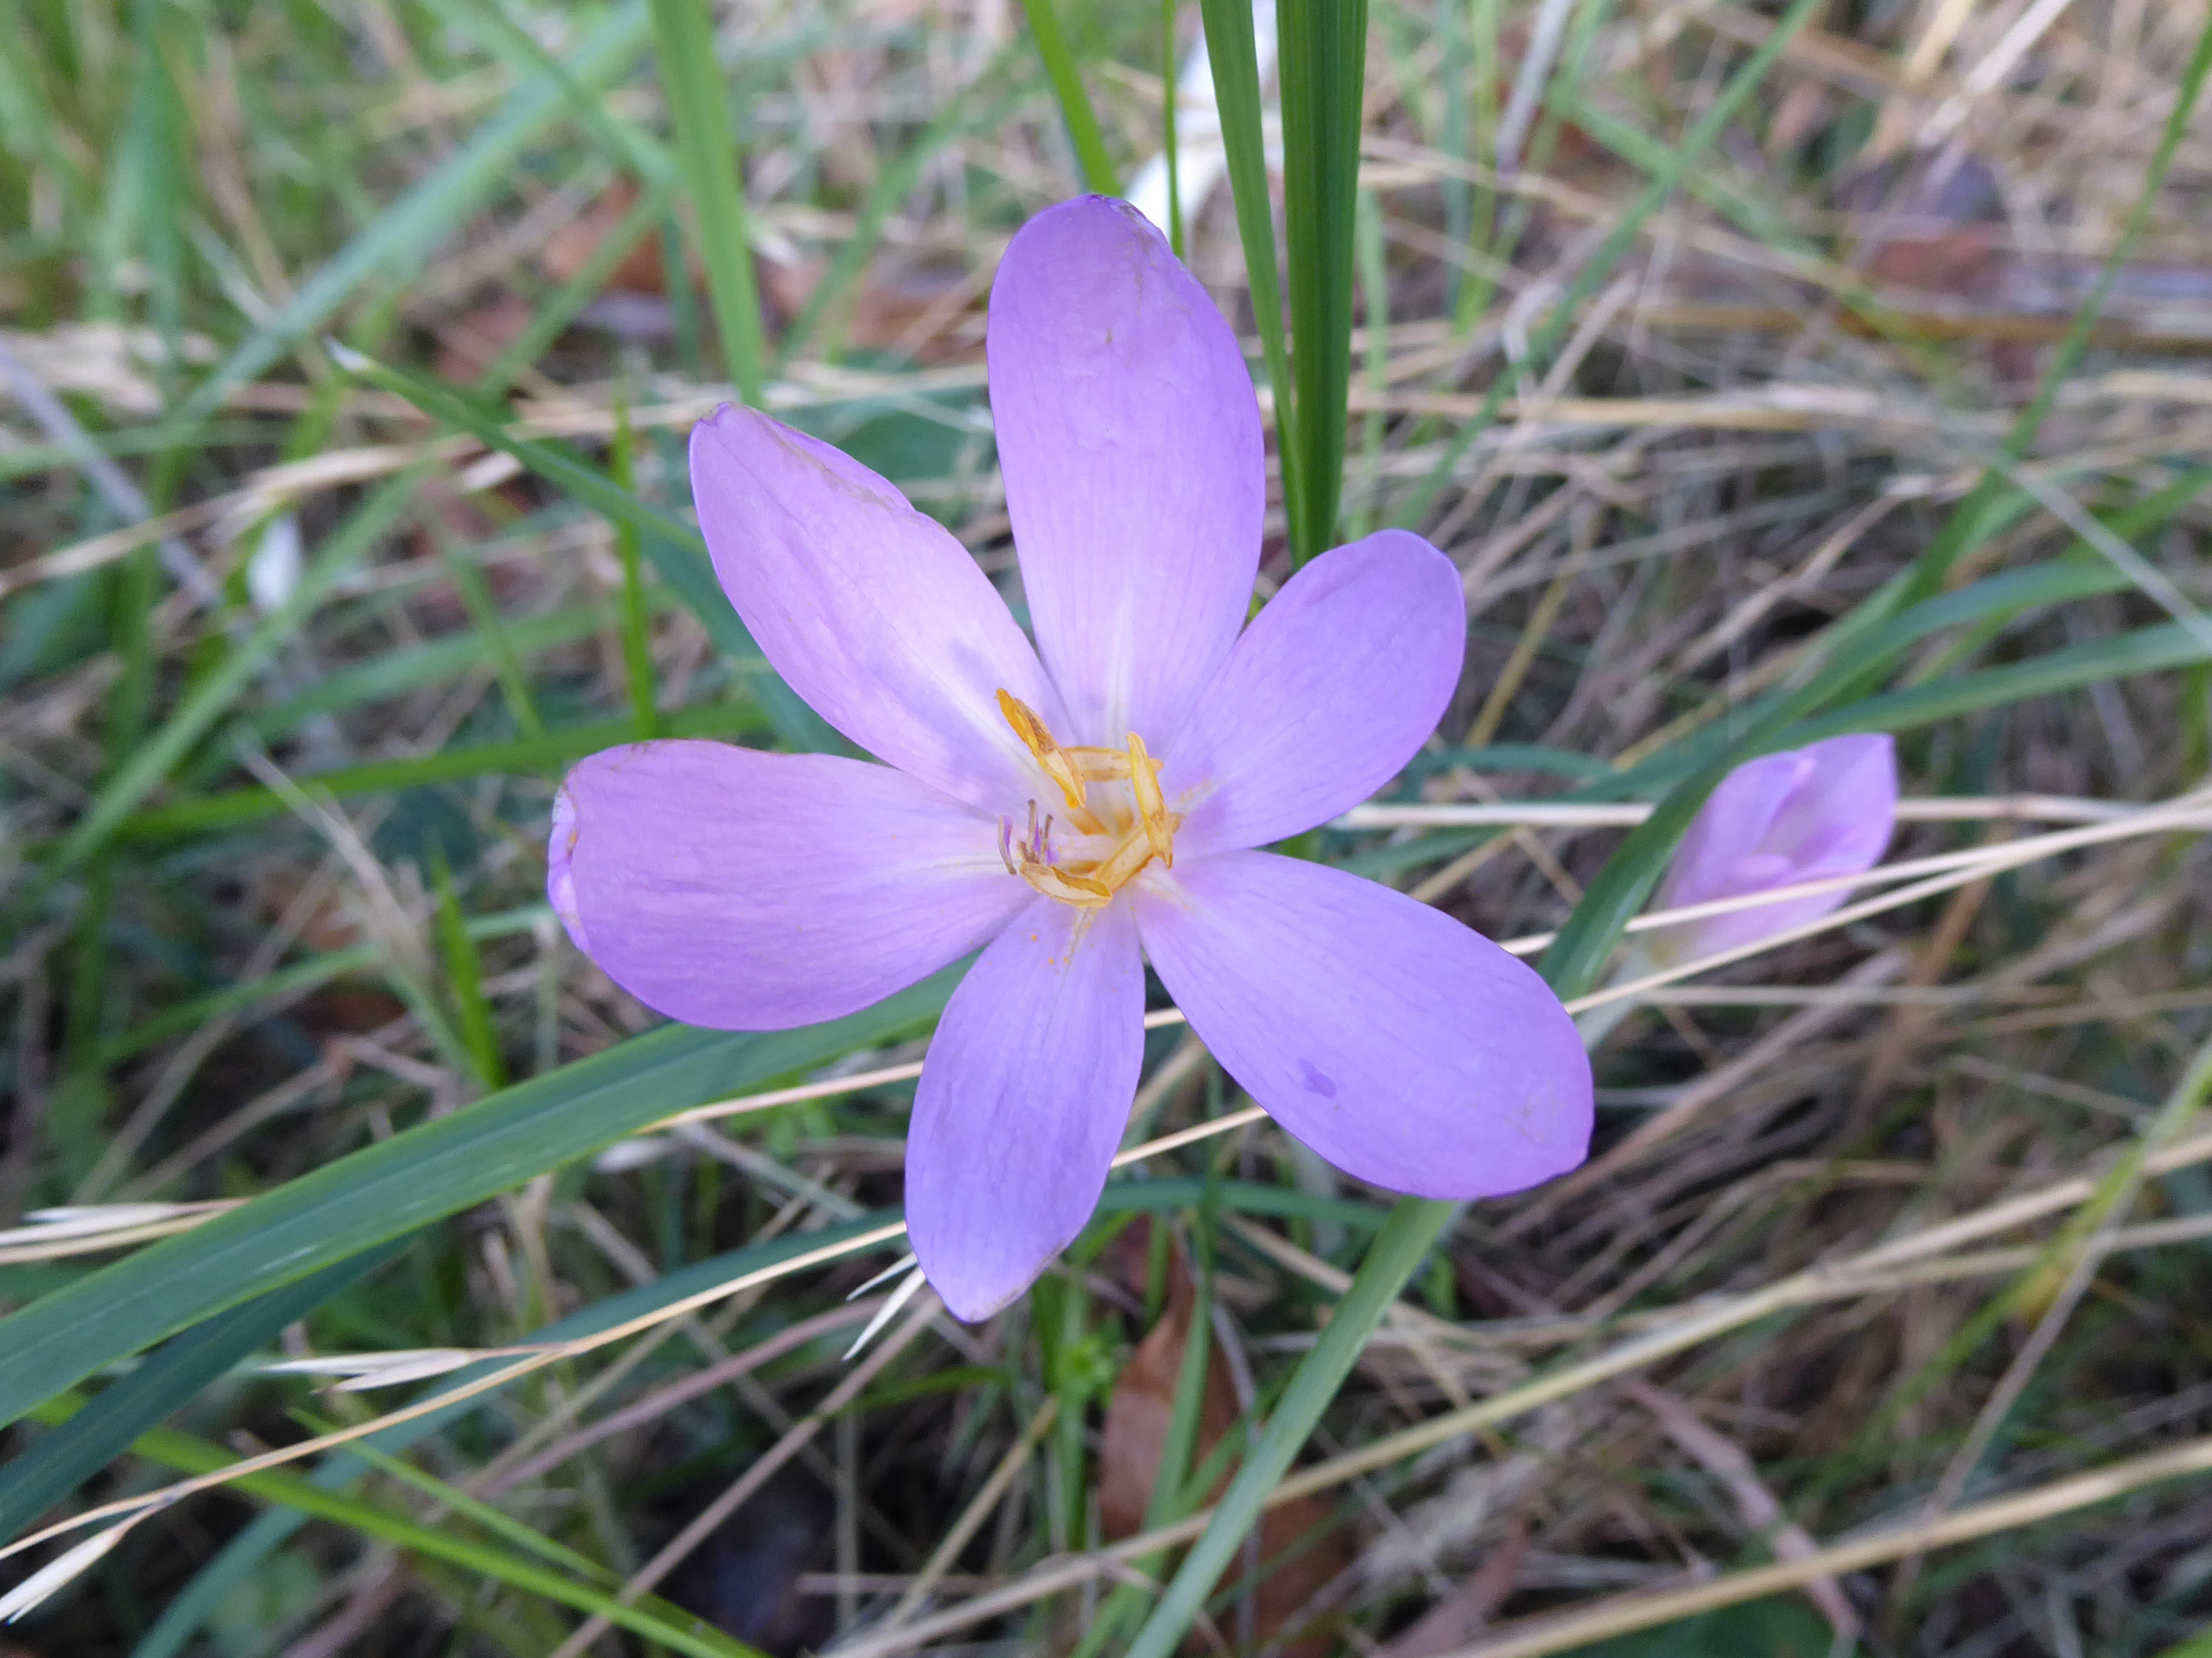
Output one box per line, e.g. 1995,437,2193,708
1653,734,1899,963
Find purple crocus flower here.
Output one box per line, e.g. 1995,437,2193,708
1651,734,1899,963
549,196,1592,1320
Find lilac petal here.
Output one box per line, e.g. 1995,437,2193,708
560,741,1026,1030
1655,733,1897,960
546,782,589,953
988,196,1262,750
908,897,1144,1321
1164,530,1465,857
1132,853,1591,1199
690,404,1066,810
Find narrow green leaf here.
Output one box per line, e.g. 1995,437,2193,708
110,1421,768,1658
649,0,766,404
1124,1199,1454,1658
1879,9,2212,623
128,1214,897,1658
47,472,422,876
120,700,764,842
249,598,676,742
0,970,960,1434
1785,620,2212,748
1398,0,1827,527
1018,0,1118,193
101,908,546,1067
176,6,652,422
1161,0,1184,258
0,1244,405,1543
428,842,506,1091
434,529,545,740
780,47,1029,364
1276,0,1367,565
610,400,662,738
333,347,835,751
1198,0,1303,549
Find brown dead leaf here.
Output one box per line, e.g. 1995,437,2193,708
755,259,983,361
1099,1223,1352,1658
1099,1256,1241,1539
539,178,671,295
431,289,536,386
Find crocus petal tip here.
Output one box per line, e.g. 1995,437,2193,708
546,779,589,954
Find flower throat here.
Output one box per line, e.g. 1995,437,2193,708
995,690,1179,908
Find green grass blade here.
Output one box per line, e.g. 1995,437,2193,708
0,970,960,1435
1198,0,1303,549
1397,0,1826,528
429,842,507,1091
100,908,545,1067
333,346,835,751
1276,0,1367,565
649,0,766,404
485,180,678,395
174,5,651,422
1161,0,1184,257
46,471,421,876
1880,10,2212,622
1017,0,1118,193
127,1214,896,1658
1123,1198,1453,1658
1784,621,2212,747
610,401,662,737
104,1420,767,1658
247,598,675,742
0,1245,404,1543
122,700,764,841
778,48,1028,364
291,1421,619,1584
435,531,545,741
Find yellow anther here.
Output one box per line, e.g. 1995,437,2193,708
996,689,1087,812
994,693,1181,908
1016,862,1116,909
1126,732,1174,867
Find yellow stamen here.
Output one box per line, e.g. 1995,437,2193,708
1127,731,1173,867
1018,863,1116,909
996,689,1088,811
994,689,1181,908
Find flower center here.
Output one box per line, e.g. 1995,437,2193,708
994,689,1179,909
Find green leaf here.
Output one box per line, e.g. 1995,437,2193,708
128,1214,898,1658
174,5,652,422
46,472,422,876
120,700,766,842
113,1420,769,1658
429,842,506,1090
1784,619,2212,748
611,399,663,737
1398,0,1829,527
334,348,836,752
0,1244,406,1544
778,47,1030,364
1276,0,1368,564
649,0,767,404
1198,0,1302,544
1017,0,1117,193
1875,10,2212,625
0,969,960,1436
1123,1198,1455,1658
